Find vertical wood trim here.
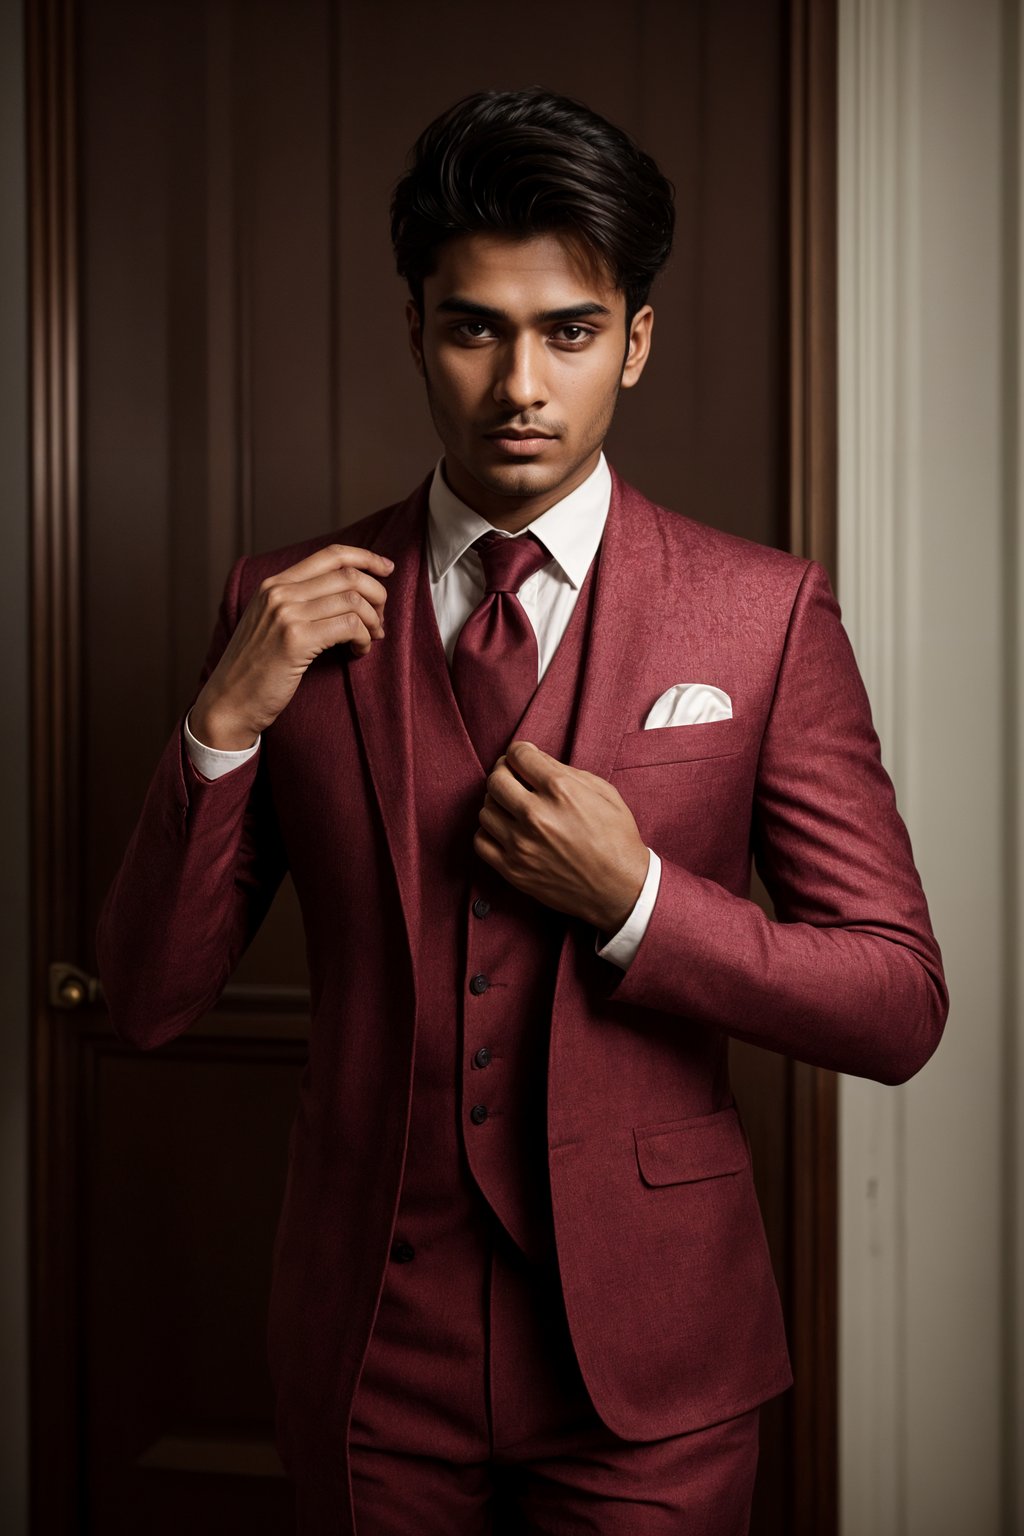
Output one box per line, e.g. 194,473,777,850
836,3,914,1530
231,3,254,555
326,0,341,531
206,0,240,604
788,1,839,1532
789,0,838,579
790,1061,838,1534
26,0,83,1528
1006,0,1024,1525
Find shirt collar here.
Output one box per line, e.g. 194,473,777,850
427,452,612,589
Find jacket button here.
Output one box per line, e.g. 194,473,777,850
472,898,491,918
469,973,490,995
473,1046,492,1068
390,1240,415,1263
470,1104,489,1125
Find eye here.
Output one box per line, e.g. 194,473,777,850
453,320,495,343
551,324,596,349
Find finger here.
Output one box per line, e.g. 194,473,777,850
485,758,535,816
305,609,380,657
273,542,396,586
505,740,561,790
478,794,516,845
265,566,391,613
473,825,504,869
276,589,385,639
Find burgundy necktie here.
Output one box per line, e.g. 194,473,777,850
451,529,552,772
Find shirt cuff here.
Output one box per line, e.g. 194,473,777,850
184,710,261,781
595,849,662,971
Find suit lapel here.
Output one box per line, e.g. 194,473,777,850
344,479,431,958
566,467,675,781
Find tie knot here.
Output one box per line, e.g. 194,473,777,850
474,530,551,594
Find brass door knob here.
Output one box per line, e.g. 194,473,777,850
48,962,101,1011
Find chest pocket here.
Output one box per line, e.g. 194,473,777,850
609,718,755,875
612,717,745,770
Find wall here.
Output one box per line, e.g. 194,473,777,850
0,0,30,1526
838,0,1021,1531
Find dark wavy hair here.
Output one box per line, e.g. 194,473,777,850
390,89,675,325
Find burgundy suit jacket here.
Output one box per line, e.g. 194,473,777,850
97,467,947,1467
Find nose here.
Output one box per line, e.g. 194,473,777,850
492,336,547,414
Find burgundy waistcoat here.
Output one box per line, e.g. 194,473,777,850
394,523,601,1261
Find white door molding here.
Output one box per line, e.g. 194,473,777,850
838,0,1017,1531
837,3,917,1528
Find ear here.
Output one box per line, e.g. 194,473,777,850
406,298,426,378
620,305,654,390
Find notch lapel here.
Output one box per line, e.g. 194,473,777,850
344,479,430,960
566,468,676,782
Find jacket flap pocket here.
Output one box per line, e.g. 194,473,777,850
633,1106,749,1187
613,719,743,769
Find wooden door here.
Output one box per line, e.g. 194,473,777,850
28,0,836,1530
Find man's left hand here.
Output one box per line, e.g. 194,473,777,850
474,740,651,935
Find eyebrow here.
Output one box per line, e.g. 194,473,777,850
436,298,613,323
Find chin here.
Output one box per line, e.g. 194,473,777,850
472,460,563,499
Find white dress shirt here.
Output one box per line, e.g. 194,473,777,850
184,452,662,968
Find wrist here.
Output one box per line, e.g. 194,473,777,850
596,847,650,934
189,692,259,752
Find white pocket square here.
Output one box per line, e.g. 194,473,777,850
643,683,733,729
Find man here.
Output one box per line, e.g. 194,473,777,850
97,89,947,1535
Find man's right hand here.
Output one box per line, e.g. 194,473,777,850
189,544,395,750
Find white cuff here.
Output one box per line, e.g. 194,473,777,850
184,710,260,781
595,849,662,971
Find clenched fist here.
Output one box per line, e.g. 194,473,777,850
475,739,650,934
190,543,394,750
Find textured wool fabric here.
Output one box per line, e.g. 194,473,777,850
451,529,553,773
350,1207,759,1535
97,467,947,1534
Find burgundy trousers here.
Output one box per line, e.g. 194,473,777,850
347,1193,759,1534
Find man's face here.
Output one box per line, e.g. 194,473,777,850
407,232,653,529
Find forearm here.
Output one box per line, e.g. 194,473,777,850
606,854,947,1085
96,716,282,1049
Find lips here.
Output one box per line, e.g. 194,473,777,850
484,430,557,456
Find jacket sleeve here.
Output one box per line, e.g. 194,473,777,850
95,556,288,1049
605,561,948,1085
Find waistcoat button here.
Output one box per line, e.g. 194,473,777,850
472,897,491,918
473,1046,492,1068
469,973,490,995
390,1240,415,1263
470,1104,489,1125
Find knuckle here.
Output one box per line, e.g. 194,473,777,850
547,769,569,801
510,825,532,858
